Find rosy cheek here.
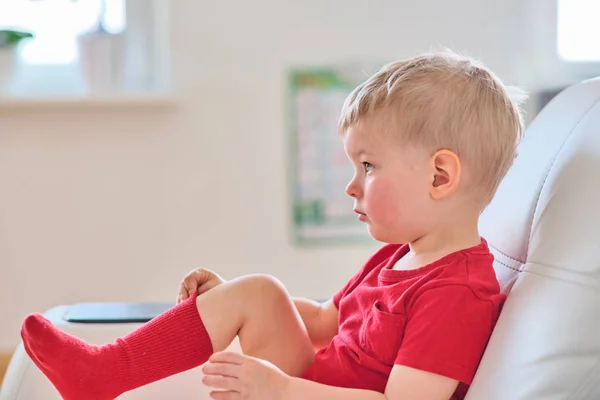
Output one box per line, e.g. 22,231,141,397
365,179,397,216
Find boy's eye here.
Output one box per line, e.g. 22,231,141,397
362,162,374,173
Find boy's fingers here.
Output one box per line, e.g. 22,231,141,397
208,351,246,365
182,274,199,291
197,283,212,295
179,285,189,301
178,268,219,302
194,269,213,286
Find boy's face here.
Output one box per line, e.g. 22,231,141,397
343,118,437,244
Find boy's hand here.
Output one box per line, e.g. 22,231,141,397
202,352,289,400
177,268,226,304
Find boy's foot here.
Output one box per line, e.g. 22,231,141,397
21,313,121,400
20,294,213,400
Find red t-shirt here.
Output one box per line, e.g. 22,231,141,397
301,239,505,399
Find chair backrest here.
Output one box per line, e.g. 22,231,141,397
466,78,600,399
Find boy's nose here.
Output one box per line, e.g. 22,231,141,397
346,180,362,199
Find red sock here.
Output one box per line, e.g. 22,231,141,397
20,294,213,400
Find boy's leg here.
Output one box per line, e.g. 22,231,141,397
197,274,315,377
21,274,314,400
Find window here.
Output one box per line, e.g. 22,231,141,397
557,0,600,62
0,0,169,99
0,0,125,65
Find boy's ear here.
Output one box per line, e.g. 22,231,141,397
429,149,461,200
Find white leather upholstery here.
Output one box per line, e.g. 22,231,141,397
3,78,600,399
467,77,600,399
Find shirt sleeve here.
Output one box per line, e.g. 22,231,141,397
394,285,497,385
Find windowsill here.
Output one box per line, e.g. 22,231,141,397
0,92,177,110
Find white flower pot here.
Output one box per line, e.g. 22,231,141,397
78,31,125,94
0,47,17,93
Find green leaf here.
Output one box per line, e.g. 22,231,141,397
0,29,34,48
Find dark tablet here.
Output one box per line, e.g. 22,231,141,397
63,302,174,323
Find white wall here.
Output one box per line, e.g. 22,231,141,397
0,0,536,351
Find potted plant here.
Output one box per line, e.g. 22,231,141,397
0,29,33,92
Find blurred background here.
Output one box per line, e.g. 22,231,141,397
0,0,596,358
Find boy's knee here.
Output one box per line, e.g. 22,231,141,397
242,274,288,300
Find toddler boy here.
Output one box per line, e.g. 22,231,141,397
20,50,525,400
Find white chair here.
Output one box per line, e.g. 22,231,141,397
467,77,600,399
2,77,600,399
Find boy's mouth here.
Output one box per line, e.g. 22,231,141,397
354,209,367,221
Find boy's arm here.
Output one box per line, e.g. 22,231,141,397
284,364,458,400
292,297,338,350
202,350,457,400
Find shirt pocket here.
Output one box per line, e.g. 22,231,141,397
359,300,406,365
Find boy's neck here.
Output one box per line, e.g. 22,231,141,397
394,213,482,271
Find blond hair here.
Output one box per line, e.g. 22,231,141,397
339,50,527,203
